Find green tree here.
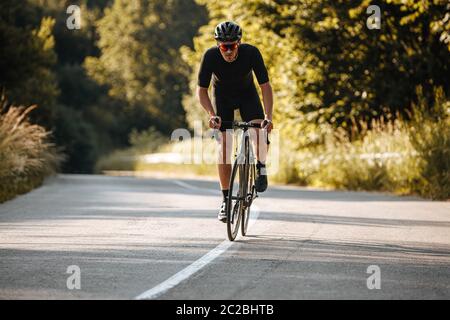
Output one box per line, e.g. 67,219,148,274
0,1,59,126
85,0,207,134
27,0,122,171
1,1,115,173
182,0,449,149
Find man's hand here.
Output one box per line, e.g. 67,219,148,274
209,115,222,129
261,118,273,133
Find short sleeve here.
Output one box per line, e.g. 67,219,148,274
252,47,269,85
198,51,212,88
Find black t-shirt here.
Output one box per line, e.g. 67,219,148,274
198,44,269,95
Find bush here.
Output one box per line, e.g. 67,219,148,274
95,149,137,172
408,90,450,200
52,104,98,173
128,127,168,153
95,126,168,173
0,98,63,203
410,118,450,200
286,90,450,200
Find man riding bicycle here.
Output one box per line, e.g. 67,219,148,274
197,21,274,222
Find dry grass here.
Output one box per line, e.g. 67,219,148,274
0,96,63,203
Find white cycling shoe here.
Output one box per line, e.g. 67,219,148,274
218,201,227,223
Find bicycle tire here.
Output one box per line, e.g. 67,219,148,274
241,136,252,236
241,163,255,236
227,159,244,241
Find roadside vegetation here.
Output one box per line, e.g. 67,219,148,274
2,1,448,201
97,90,449,200
0,97,62,203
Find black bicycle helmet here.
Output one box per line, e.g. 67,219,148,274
214,21,242,42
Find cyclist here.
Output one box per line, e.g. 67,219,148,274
197,21,274,222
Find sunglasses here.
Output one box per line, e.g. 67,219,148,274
218,42,239,52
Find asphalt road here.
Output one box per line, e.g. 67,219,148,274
0,174,449,299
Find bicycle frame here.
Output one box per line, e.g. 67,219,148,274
231,124,258,215
233,127,256,166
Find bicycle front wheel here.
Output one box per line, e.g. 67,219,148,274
227,160,246,241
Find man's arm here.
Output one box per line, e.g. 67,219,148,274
260,82,273,120
197,86,220,129
197,86,215,116
252,46,272,124
259,82,274,132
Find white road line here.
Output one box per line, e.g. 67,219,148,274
134,179,261,300
135,240,233,300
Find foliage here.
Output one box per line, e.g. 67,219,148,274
85,0,207,134
129,127,169,153
280,88,449,200
0,1,59,126
0,97,63,203
51,104,98,173
2,0,449,199
183,0,449,145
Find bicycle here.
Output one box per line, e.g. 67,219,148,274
217,121,268,241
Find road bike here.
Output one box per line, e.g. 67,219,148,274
221,121,263,241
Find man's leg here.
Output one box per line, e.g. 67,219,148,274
216,129,233,222
213,95,235,222
248,120,269,192
239,88,268,170
238,88,269,181
248,120,269,164
217,130,233,190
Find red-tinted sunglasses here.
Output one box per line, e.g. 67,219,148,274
218,42,239,52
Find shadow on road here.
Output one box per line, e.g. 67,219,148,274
241,234,450,260
2,207,449,230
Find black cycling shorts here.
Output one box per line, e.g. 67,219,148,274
213,88,265,131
